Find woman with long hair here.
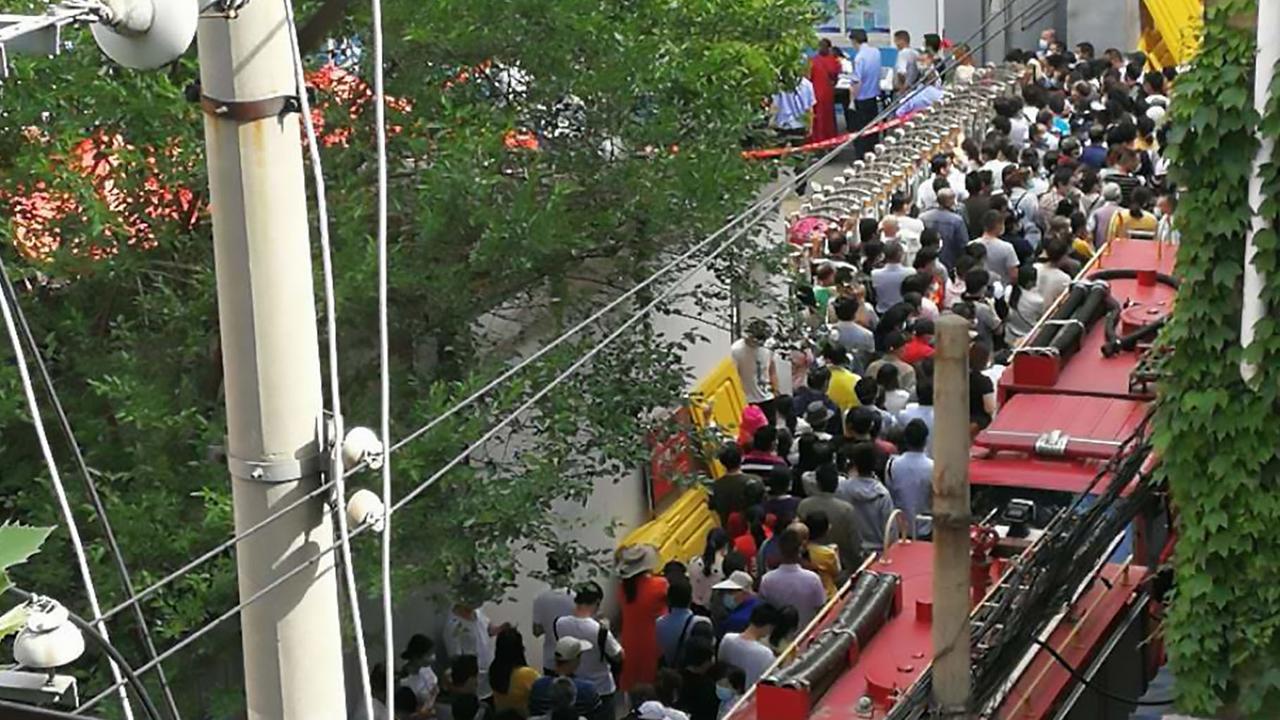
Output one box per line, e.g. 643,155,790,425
489,627,539,717
617,544,669,694
689,528,729,610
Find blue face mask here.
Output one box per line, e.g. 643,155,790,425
723,594,739,611
717,686,736,702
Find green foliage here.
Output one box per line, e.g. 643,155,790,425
1155,0,1280,714
0,522,50,641
0,522,52,596
0,0,811,714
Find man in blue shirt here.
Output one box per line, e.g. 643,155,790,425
713,570,761,635
886,419,934,538
655,579,712,666
849,28,882,156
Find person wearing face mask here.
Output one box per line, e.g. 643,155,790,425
711,571,760,636
715,667,747,718
1037,28,1056,57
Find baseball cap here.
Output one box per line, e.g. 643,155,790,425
553,637,593,662
712,570,754,592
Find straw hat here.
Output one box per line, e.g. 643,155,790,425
616,544,659,579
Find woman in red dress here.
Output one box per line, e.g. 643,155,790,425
616,544,668,694
808,39,842,143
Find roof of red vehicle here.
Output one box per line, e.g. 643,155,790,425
998,239,1176,401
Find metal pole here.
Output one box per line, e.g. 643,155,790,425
931,314,972,717
195,2,346,718
1242,0,1277,384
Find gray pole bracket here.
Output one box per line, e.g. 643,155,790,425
227,452,323,483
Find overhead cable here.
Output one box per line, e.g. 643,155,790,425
368,0,397,707
0,256,181,720
281,0,375,716
0,258,135,720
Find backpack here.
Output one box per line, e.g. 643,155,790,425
553,616,622,678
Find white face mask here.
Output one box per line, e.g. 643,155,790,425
1038,39,1050,51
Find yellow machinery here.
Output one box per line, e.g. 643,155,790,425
1140,0,1203,69
619,357,748,566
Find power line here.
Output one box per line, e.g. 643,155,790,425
0,258,181,720
368,0,397,708
281,0,375,716
0,258,135,720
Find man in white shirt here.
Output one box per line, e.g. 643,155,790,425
551,582,624,713
892,30,920,93
717,603,779,686
445,601,501,699
532,551,578,673
732,318,780,425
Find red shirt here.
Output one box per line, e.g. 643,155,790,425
901,337,935,365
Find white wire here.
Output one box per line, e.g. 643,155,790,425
369,0,395,708
280,2,374,717
0,272,135,720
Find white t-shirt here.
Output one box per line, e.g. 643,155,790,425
688,554,725,608
836,57,854,90
445,609,494,698
532,589,576,669
1036,262,1072,306
402,667,439,710
718,633,777,686
552,615,623,696
731,338,774,404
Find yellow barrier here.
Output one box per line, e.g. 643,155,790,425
1141,0,1203,69
619,357,748,566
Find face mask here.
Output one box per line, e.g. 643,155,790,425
723,594,739,611
1038,39,1049,51
716,686,736,702
1154,208,1165,220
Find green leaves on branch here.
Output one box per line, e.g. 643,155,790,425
1156,0,1280,715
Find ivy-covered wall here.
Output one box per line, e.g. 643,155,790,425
1156,0,1280,715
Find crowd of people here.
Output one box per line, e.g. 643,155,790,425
355,30,1181,720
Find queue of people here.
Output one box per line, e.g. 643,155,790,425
357,33,1179,720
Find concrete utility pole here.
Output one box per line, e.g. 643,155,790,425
931,314,973,717
196,3,347,718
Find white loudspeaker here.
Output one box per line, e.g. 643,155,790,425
91,0,199,70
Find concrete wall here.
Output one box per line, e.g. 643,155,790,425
944,0,1139,63
1065,0,1140,56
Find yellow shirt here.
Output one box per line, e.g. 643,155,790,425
1107,210,1158,242
807,543,842,598
826,367,862,413
493,666,540,716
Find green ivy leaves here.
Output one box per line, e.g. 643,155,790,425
1156,0,1280,715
